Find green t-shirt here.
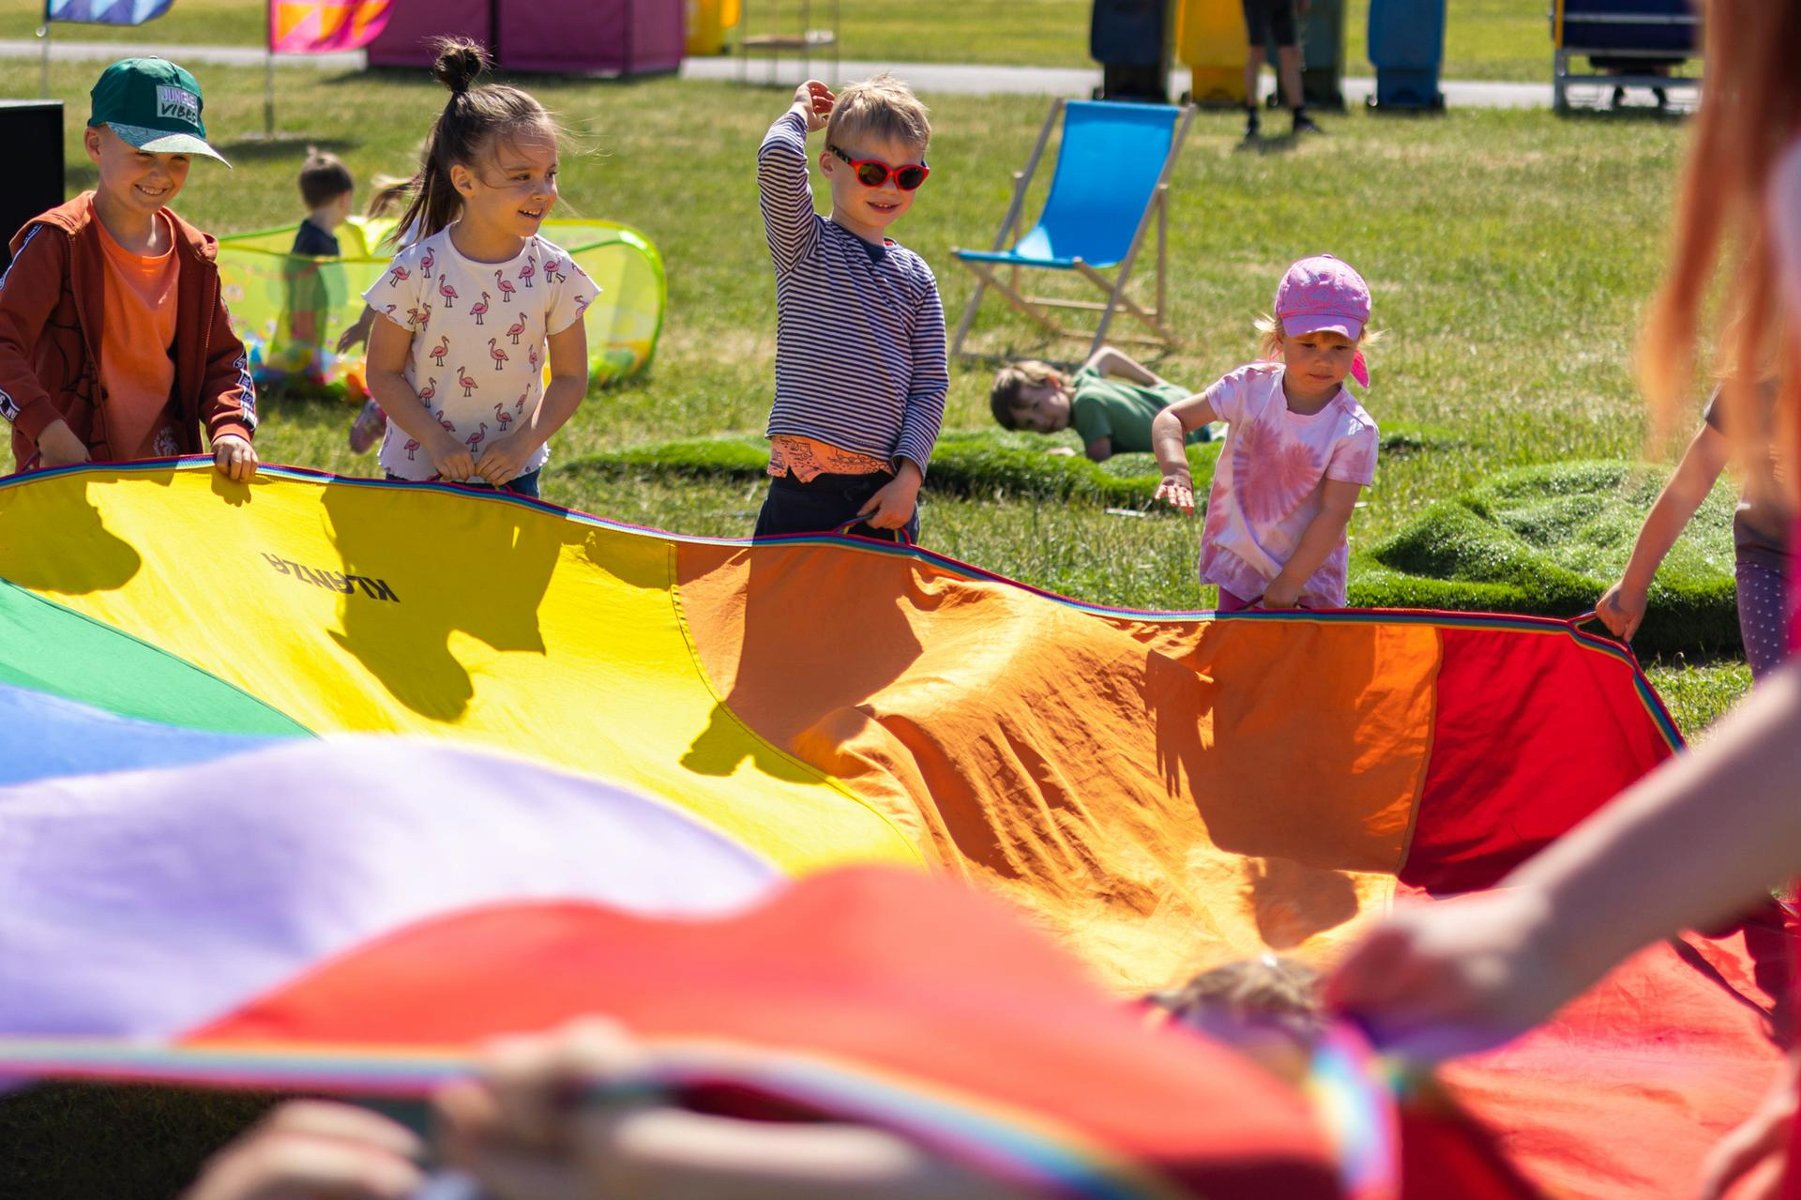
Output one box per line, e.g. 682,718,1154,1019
1068,367,1205,452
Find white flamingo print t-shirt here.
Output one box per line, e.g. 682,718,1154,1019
363,225,598,483
1198,362,1378,608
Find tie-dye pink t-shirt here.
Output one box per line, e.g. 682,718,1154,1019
1198,362,1378,608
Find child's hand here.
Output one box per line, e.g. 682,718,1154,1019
429,433,477,483
336,313,374,356
858,463,921,530
36,419,92,470
1259,577,1303,609
1153,473,1194,514
1596,582,1647,640
1044,446,1078,457
212,434,259,483
474,433,536,488
792,80,834,133
180,1100,424,1200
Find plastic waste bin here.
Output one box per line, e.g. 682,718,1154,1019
686,0,740,55
1092,0,1173,103
1175,0,1248,106
1268,0,1345,110
1367,0,1446,109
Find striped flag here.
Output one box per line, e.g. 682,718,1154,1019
45,0,173,24
268,0,389,53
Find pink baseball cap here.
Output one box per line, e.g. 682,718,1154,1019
1274,254,1370,341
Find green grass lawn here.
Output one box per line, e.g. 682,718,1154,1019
5,0,1562,82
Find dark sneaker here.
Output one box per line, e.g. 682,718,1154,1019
1292,111,1324,135
1244,105,1260,139
348,399,387,455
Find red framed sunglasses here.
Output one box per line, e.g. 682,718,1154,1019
827,143,930,191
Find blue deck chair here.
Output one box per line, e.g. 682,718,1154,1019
1549,0,1700,112
950,99,1194,359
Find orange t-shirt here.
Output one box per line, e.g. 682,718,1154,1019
96,213,181,461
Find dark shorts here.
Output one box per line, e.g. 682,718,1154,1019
754,471,919,544
386,469,541,499
1242,0,1299,46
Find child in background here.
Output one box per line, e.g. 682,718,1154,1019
284,147,354,375
1152,254,1378,610
339,174,418,455
362,40,595,499
990,345,1221,461
1149,956,1325,1087
0,56,257,480
1597,381,1792,678
756,75,948,543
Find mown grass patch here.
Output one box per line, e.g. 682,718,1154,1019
1356,460,1739,656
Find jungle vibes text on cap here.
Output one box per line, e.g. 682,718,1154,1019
89,57,229,166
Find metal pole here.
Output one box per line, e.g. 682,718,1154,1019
264,3,275,137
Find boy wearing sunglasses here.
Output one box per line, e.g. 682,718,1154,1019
754,74,947,543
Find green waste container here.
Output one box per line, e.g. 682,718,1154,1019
1265,0,1346,110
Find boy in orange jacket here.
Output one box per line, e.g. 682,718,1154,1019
0,57,257,480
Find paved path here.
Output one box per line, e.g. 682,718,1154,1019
0,37,1682,112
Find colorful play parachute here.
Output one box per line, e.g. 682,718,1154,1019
0,461,1783,1199
215,215,665,391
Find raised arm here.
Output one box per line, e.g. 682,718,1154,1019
1082,345,1164,387
758,82,832,271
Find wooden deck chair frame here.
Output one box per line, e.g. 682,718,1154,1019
950,99,1195,360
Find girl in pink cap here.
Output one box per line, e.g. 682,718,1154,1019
1150,254,1379,611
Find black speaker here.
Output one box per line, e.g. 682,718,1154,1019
0,101,64,274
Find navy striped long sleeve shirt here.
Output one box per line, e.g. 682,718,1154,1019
757,110,948,472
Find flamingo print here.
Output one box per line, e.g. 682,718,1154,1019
418,377,438,404
419,247,435,279
405,305,428,328
504,312,527,345
528,345,540,374
493,403,513,431
542,256,566,283
469,291,491,326
573,294,592,317
487,338,510,371
464,422,488,452
494,270,517,302
457,365,478,397
518,259,536,289
429,336,450,366
433,409,455,432
438,277,459,309
403,437,421,461
386,264,409,286
513,388,529,414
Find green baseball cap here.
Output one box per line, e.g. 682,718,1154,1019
88,57,229,166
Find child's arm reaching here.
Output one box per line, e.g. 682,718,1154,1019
1597,421,1730,640
337,305,377,356
1083,345,1164,388
476,320,590,486
365,316,475,482
1260,480,1362,608
1150,393,1219,513
758,81,832,271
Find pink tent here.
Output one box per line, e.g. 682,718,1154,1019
365,0,682,75
498,0,682,74
364,0,492,68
